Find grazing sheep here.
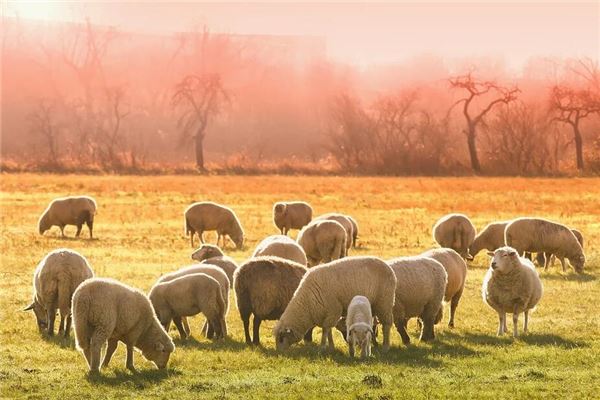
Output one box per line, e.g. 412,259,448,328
347,215,359,248
24,249,94,337
273,201,313,235
469,221,510,258
420,248,467,328
72,278,174,374
234,256,308,345
149,273,227,340
535,228,584,270
314,213,354,252
346,295,373,359
184,202,244,249
156,264,230,338
432,213,477,260
273,256,396,352
482,246,543,337
387,256,447,345
297,220,347,267
252,235,308,266
38,196,97,238
190,244,238,287
505,218,586,273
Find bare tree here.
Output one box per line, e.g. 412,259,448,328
449,72,520,173
96,87,130,168
27,99,60,166
172,74,229,170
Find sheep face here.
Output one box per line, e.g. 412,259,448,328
141,340,174,369
191,244,223,262
568,254,585,274
348,324,372,352
274,203,287,217
230,231,244,250
274,326,300,351
488,247,519,273
24,301,48,333
38,213,51,235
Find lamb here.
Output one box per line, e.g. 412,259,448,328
314,213,354,252
482,246,543,337
184,201,244,249
535,228,584,271
234,256,308,345
252,235,308,266
469,221,511,258
347,215,359,248
432,213,477,260
420,248,467,328
38,195,97,238
297,220,347,267
24,248,94,337
273,256,396,352
72,278,174,374
190,244,238,287
346,295,373,359
273,201,313,235
387,256,447,344
149,273,227,340
505,217,586,273
156,264,230,338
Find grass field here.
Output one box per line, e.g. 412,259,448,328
1,174,599,399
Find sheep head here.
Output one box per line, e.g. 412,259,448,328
488,246,519,273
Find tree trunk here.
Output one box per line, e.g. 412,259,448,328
466,126,481,173
573,124,584,171
195,134,205,170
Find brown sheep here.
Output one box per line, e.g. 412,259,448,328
184,202,244,249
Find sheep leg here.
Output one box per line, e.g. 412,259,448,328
303,328,313,343
75,224,83,238
46,305,57,336
206,322,215,339
190,230,195,247
182,317,191,336
101,339,118,368
173,317,188,340
86,218,93,239
82,347,92,370
512,311,519,338
327,329,335,351
420,318,435,342
241,313,252,344
64,314,72,338
201,320,209,336
57,314,66,335
543,253,550,271
252,316,262,345
497,312,505,336
59,225,66,238
381,321,392,352
199,231,205,244
361,341,370,359
319,328,328,348
524,310,529,333
559,257,567,272
89,331,107,373
348,337,355,358
449,288,464,328
125,344,137,373
395,319,410,345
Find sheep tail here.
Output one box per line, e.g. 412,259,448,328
57,277,71,317
72,292,90,351
215,288,228,338
184,215,191,236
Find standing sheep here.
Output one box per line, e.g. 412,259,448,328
505,218,585,273
184,202,244,249
535,228,584,271
190,244,238,287
387,256,447,344
273,256,396,352
420,248,467,328
273,201,313,235
346,295,373,359
38,196,97,238
149,273,227,340
297,220,347,267
469,221,510,258
314,213,354,253
72,278,174,374
24,248,94,337
234,256,308,345
482,246,543,337
252,235,308,266
432,213,477,260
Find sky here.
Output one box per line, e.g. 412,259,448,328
3,1,599,68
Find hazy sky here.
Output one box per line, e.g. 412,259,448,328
4,1,599,67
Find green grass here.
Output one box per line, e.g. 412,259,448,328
1,174,599,399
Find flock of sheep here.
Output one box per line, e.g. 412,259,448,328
26,195,587,374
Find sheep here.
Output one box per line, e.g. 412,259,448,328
482,246,543,337
190,244,238,287
314,213,354,252
347,215,359,248
38,196,97,238
156,264,230,338
273,256,396,352
420,248,467,328
346,295,373,359
505,217,586,273
149,273,227,340
184,201,244,249
387,256,447,345
535,228,584,270
432,213,477,260
252,235,308,266
469,221,511,258
234,256,308,345
24,248,94,337
297,220,347,267
273,201,313,235
72,278,174,374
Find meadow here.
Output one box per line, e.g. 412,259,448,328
1,174,599,399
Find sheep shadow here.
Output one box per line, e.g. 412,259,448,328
86,367,180,387
41,333,76,349
443,331,587,349
174,336,248,352
540,272,596,282
519,333,588,349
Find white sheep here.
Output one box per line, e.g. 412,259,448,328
432,213,477,260
346,295,373,359
505,217,585,273
469,221,510,258
190,244,238,287
273,201,313,235
482,246,543,337
252,235,308,266
184,202,244,249
38,196,97,238
24,248,94,337
273,256,396,352
72,278,174,374
313,213,354,253
297,220,347,267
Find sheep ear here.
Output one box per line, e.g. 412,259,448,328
486,251,494,257
155,342,165,351
23,303,35,311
